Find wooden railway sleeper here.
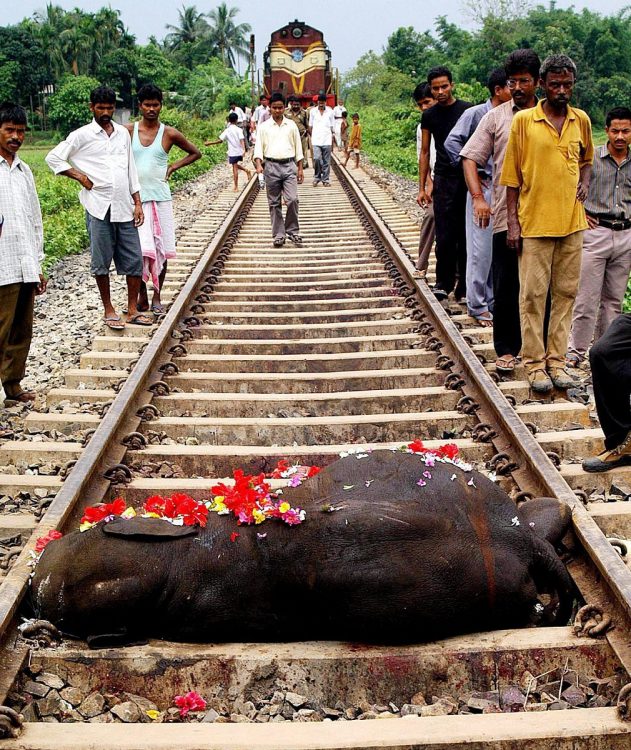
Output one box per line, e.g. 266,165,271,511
489,452,520,475
122,432,147,450
573,603,614,638
103,463,133,485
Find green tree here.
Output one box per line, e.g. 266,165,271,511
383,27,441,78
47,75,99,134
0,25,47,104
206,2,251,70
98,49,137,107
164,5,211,69
184,58,238,116
344,52,415,108
134,43,189,92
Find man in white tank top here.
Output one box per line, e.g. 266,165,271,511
127,84,201,313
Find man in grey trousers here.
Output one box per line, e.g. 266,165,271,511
253,92,304,247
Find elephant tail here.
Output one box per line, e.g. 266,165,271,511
529,535,575,625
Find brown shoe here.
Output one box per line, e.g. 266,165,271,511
528,369,553,394
583,432,631,473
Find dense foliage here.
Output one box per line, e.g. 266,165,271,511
2,3,252,129
344,4,631,127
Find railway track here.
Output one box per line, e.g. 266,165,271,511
0,157,630,748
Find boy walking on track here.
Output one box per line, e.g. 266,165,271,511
206,112,251,191
343,114,362,168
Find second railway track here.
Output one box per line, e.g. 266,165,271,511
0,158,630,747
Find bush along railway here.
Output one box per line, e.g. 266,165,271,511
0,155,628,748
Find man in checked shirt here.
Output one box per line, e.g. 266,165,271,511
0,102,46,417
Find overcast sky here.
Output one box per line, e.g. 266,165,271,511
5,0,629,74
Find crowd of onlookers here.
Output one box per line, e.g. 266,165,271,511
1,56,631,472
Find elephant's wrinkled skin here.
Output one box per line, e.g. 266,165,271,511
31,450,574,645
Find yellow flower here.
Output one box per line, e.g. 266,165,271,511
211,496,227,513
121,507,137,519
146,710,160,721
79,521,95,532
278,502,290,514
252,509,266,524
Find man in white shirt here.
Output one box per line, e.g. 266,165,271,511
332,98,345,150
47,85,150,330
0,103,46,412
251,95,270,134
254,92,304,247
308,95,335,187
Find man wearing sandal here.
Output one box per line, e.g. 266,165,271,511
46,85,151,330
0,103,46,410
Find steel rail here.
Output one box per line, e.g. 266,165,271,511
0,178,259,644
332,156,631,672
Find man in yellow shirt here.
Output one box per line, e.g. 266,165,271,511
500,54,593,393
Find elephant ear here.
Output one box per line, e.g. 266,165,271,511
518,497,572,545
102,517,199,540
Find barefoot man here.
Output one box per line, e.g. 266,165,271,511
128,84,201,313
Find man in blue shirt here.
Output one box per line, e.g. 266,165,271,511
444,69,511,326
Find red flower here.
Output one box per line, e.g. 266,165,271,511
80,497,127,525
438,443,459,459
407,439,426,453
269,459,289,478
34,530,62,554
174,690,206,718
143,495,167,515
306,465,321,478
230,531,239,542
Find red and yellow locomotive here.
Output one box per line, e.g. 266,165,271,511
263,20,338,108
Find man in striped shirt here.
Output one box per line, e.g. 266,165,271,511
567,107,631,366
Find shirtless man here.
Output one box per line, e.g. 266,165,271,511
126,84,201,313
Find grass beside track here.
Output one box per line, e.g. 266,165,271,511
22,113,228,272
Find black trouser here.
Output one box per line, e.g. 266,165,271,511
589,313,631,450
492,231,521,358
432,173,467,297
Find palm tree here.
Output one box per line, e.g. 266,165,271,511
165,5,210,51
207,3,251,70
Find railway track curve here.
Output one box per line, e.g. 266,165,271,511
0,157,629,748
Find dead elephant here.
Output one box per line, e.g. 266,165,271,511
30,450,574,645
